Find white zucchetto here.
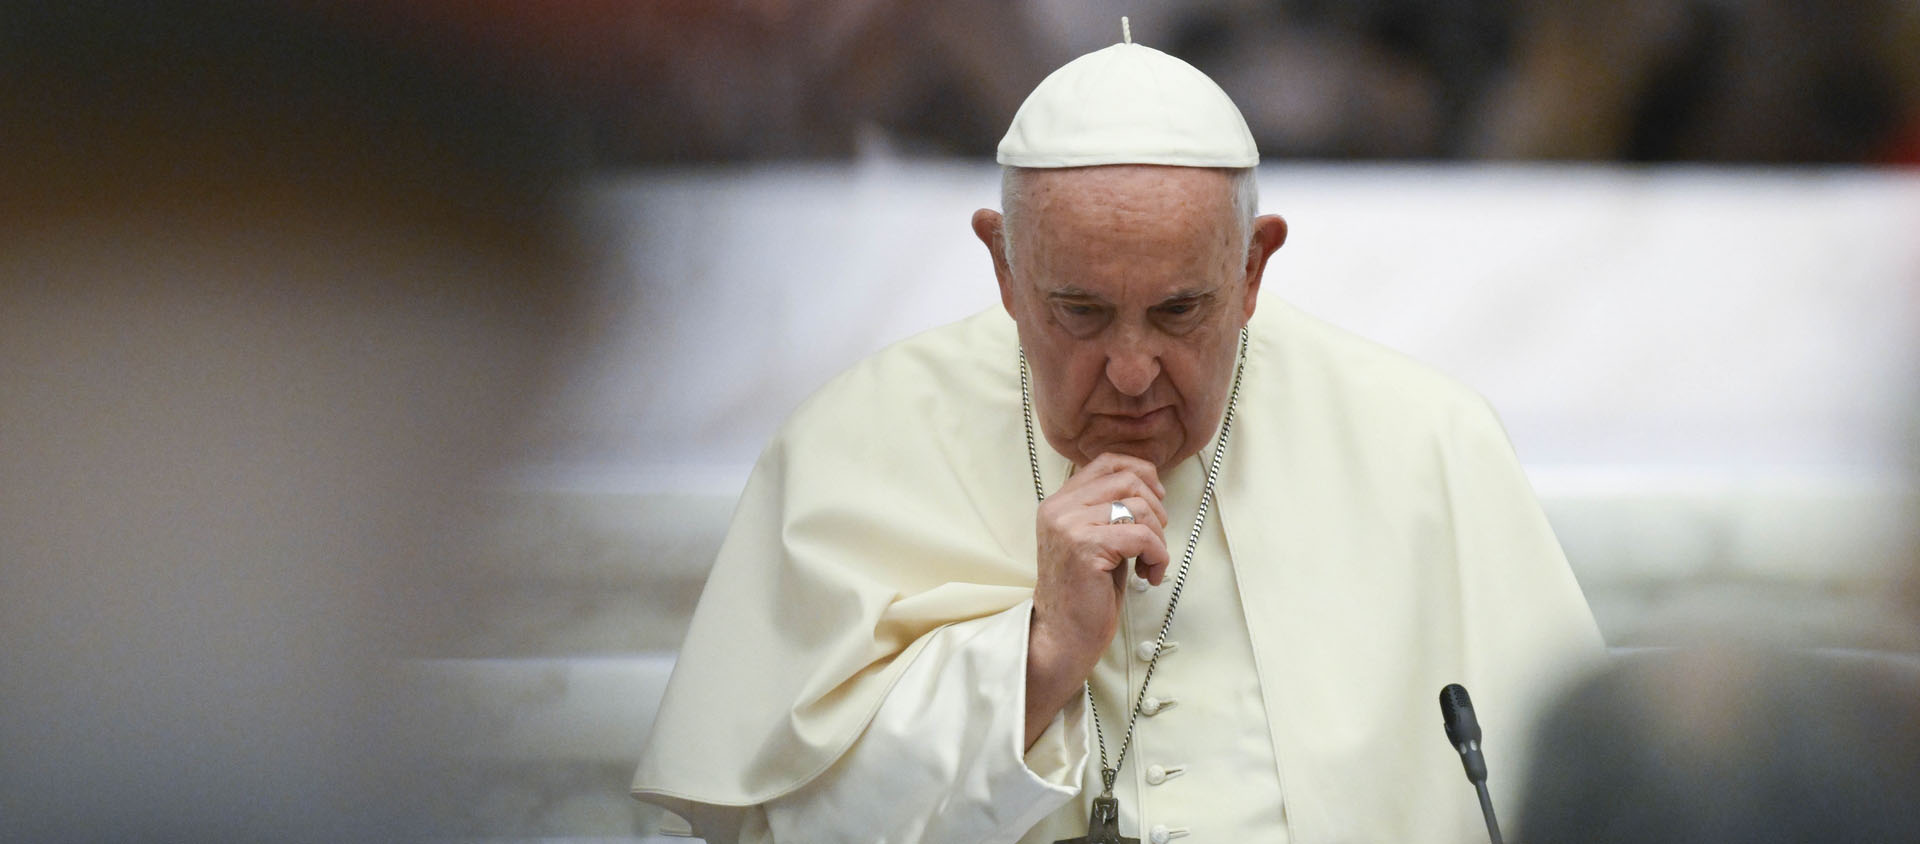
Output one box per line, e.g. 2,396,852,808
996,31,1258,168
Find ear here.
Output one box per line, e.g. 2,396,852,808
972,208,1018,318
1239,214,1288,321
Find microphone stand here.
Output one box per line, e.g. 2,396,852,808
1474,779,1503,844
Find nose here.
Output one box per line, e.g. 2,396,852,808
1104,336,1161,397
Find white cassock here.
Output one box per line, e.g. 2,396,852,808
632,302,1606,843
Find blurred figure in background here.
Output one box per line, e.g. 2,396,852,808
0,2,589,838
1472,0,1920,162
1517,644,1920,843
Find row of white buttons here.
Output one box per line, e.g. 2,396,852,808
1131,573,1186,841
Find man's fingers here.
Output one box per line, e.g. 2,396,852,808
1039,492,1165,544
1111,495,1166,534
1135,556,1168,586
1062,524,1167,573
1098,524,1170,572
1070,452,1166,499
1063,474,1169,528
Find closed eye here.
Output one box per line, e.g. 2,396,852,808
1156,296,1209,317
1151,296,1213,333
1049,298,1110,335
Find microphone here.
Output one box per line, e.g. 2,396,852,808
1439,683,1503,844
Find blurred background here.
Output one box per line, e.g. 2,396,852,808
2,1,1917,841
573,0,1920,165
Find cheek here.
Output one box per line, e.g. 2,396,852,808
1049,352,1106,405
1027,347,1107,420
1166,340,1238,414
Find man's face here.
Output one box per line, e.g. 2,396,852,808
981,165,1277,471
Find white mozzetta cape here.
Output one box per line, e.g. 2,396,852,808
633,302,1604,840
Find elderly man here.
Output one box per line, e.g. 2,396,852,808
633,30,1602,844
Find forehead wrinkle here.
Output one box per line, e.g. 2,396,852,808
1031,180,1195,237
1028,175,1236,252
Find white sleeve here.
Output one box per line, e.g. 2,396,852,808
761,598,1089,844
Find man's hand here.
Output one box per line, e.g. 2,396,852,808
1025,453,1169,749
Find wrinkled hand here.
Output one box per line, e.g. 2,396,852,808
1025,453,1168,748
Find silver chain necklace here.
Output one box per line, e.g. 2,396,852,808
1020,327,1248,811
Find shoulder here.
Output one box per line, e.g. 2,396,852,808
823,307,1016,403
755,310,1030,526
778,308,1017,448
1248,301,1501,437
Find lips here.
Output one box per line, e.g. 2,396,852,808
1089,406,1175,438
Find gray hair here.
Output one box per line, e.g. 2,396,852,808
999,166,1258,268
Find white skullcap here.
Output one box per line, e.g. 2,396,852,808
996,28,1258,168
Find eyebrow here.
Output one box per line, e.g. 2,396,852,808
1044,286,1104,303
1158,287,1215,303
1044,284,1220,305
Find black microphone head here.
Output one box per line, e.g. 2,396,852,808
1440,683,1482,746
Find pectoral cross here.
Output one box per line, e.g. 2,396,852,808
1054,795,1138,844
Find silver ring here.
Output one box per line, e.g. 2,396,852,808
1109,500,1136,525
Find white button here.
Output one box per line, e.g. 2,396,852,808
1141,694,1176,716
1145,765,1168,785
1149,825,1170,844
1129,575,1151,592
1136,640,1178,661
